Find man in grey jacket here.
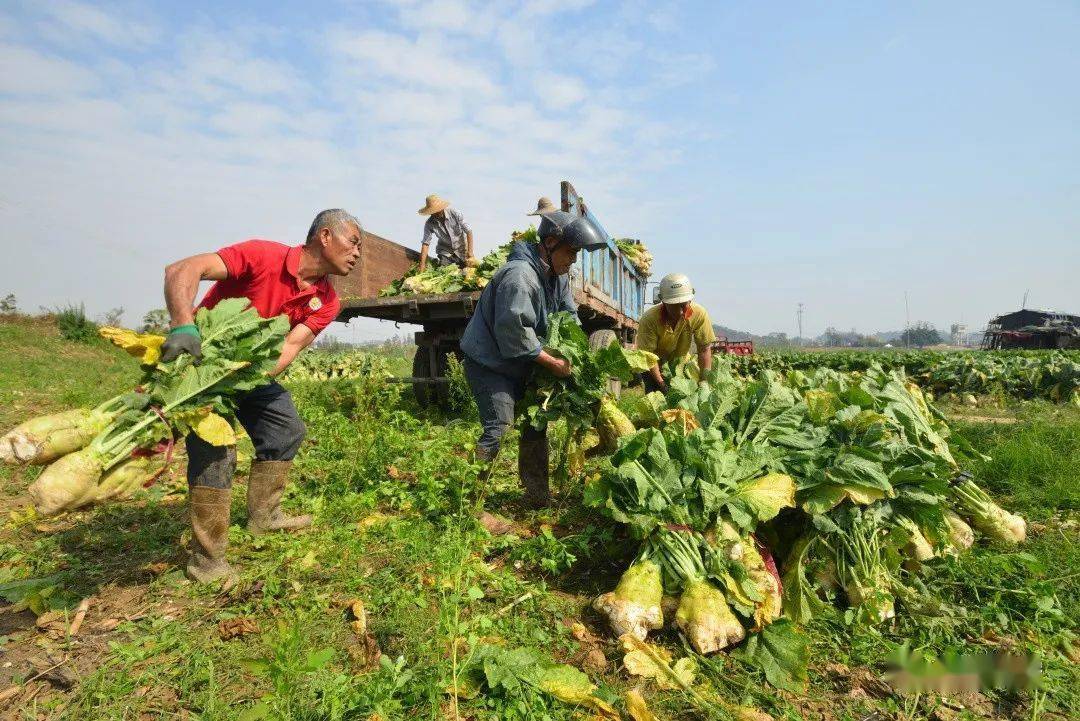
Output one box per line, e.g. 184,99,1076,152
460,210,606,508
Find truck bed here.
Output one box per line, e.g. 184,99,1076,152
337,290,482,324
337,276,639,330
332,181,645,335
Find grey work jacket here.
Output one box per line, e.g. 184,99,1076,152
460,241,576,379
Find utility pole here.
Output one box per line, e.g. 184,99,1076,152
796,302,804,346
1021,289,1029,309
904,290,910,348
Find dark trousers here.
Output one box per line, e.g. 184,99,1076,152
187,382,306,489
463,357,547,454
463,357,548,500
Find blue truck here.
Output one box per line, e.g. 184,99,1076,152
332,181,649,405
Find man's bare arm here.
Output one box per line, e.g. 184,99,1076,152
418,244,430,273
164,253,228,327
649,363,666,390
698,345,713,373
271,324,316,377
466,229,474,259
535,350,572,378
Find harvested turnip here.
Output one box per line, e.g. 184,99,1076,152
944,509,975,552
0,404,119,465
675,578,745,654
28,447,106,516
592,559,664,640
951,477,1026,545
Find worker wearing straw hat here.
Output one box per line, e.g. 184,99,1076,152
418,194,476,272
527,197,558,216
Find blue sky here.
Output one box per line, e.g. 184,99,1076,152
1,0,1077,340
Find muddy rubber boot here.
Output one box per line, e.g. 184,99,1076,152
475,445,498,483
518,426,550,510
246,460,312,535
186,486,237,584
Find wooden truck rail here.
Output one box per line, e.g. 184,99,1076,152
338,286,638,333
337,290,482,324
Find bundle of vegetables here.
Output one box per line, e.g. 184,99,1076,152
1,298,288,516
949,472,1026,544
522,312,656,482
596,396,636,453
602,361,1026,630
703,364,1025,624
585,414,797,654
379,262,482,296
281,349,394,382
614,238,653,276
378,228,537,297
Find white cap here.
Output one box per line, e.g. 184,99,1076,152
658,273,694,304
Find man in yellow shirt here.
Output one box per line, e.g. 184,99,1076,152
636,273,716,392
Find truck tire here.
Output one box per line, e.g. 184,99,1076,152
412,346,453,408
588,329,622,399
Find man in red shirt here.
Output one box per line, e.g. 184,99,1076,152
161,209,362,583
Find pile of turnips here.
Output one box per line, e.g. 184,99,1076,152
560,358,1026,656
2,299,287,515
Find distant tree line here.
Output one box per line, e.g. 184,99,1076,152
900,322,944,348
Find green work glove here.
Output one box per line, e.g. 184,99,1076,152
161,324,202,363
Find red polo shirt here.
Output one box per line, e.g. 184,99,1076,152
198,239,340,336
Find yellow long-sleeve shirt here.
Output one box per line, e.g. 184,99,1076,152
635,302,716,364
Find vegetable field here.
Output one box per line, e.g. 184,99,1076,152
727,351,1080,406
0,316,1077,720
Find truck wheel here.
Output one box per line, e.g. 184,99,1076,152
588,329,622,398
412,346,458,408
412,346,445,407
412,346,433,406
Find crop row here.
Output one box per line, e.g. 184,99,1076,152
726,350,1080,404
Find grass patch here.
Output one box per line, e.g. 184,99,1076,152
955,402,1080,516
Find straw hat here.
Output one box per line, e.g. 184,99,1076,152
418,194,451,215
527,196,558,216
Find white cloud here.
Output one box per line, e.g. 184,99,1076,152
361,88,466,126
398,0,496,37
648,50,716,87
0,96,130,134
204,102,339,141
533,72,587,109
174,32,305,98
519,0,596,19
332,29,497,95
208,101,293,136
0,43,99,94
37,0,158,47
